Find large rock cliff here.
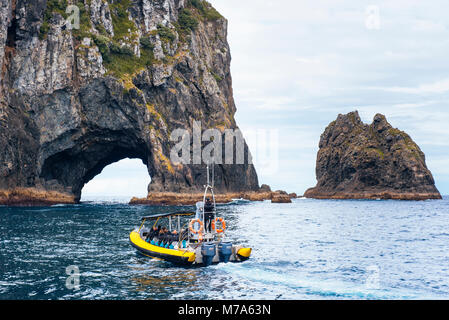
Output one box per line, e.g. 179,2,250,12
304,111,442,200
0,0,259,205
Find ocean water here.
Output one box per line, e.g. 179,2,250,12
1,196,449,300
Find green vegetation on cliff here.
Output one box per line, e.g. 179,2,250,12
188,0,223,21
156,24,176,43
39,0,223,79
39,0,68,39
104,47,154,78
109,0,137,41
40,0,92,40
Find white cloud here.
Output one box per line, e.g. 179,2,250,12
371,78,449,94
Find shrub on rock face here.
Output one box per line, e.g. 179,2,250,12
93,35,111,62
110,43,133,56
178,9,198,32
157,24,176,43
140,37,154,50
188,0,222,21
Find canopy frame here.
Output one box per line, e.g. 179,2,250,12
140,211,195,221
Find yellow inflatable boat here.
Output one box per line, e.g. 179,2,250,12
129,184,252,266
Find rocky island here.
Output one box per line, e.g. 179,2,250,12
0,0,269,205
304,111,442,200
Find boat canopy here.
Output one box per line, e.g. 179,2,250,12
140,211,195,221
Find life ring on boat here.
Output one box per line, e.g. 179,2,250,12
189,218,204,234
212,217,226,233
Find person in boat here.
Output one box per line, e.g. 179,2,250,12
149,226,159,240
158,227,168,246
204,198,215,232
159,227,172,246
145,226,157,242
165,229,177,247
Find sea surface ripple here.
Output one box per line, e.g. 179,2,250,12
1,196,449,300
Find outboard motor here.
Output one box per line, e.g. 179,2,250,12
218,242,233,263
201,243,216,266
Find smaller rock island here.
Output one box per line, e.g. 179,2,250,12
304,111,442,200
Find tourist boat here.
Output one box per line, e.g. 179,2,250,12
129,167,252,266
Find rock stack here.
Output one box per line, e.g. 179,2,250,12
304,111,442,200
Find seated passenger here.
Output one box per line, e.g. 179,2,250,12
169,230,178,242
158,227,168,246
146,226,158,242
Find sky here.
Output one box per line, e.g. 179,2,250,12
82,0,449,199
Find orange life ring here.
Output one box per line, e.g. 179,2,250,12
212,217,226,233
189,218,204,234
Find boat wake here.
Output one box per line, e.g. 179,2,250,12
216,263,428,300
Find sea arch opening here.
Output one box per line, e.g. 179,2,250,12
80,158,151,202
39,132,154,203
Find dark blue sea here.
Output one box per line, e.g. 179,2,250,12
1,196,449,300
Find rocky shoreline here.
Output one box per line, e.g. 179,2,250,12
129,189,295,205
303,191,442,201
0,186,296,207
0,188,77,206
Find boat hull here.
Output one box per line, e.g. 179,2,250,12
129,231,195,266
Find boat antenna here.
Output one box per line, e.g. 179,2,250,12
211,162,215,188
205,154,215,188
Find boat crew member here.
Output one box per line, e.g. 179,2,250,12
204,198,214,232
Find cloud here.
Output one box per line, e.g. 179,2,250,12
368,78,449,94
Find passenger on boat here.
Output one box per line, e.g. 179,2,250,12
204,198,214,232
165,231,176,248
158,227,171,247
146,226,159,242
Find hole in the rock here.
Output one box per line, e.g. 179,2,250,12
80,158,150,202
